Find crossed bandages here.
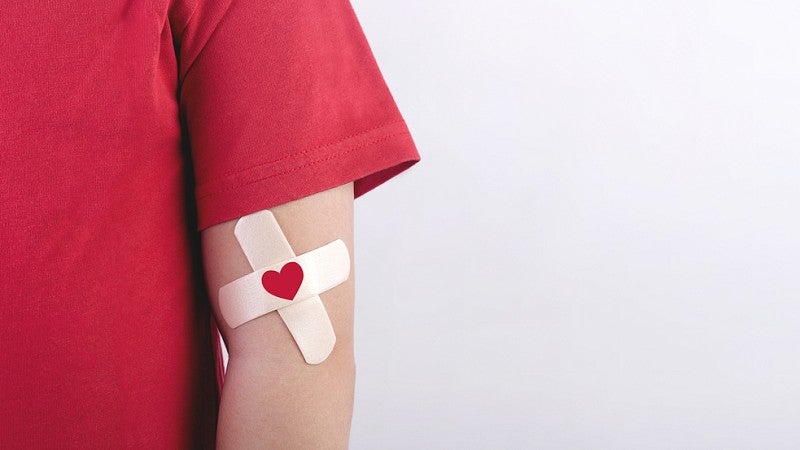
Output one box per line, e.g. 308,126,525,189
218,210,350,364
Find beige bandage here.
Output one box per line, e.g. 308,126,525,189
218,210,350,364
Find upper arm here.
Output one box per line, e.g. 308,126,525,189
201,183,356,447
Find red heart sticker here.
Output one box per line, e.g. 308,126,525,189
261,262,304,300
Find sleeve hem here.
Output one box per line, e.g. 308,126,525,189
194,120,421,231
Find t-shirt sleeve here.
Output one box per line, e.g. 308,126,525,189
173,0,421,231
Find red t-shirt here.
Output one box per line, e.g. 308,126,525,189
0,0,420,447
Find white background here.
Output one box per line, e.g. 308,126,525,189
349,1,800,449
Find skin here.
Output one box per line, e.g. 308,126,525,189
201,183,355,449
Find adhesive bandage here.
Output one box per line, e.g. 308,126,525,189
218,210,350,364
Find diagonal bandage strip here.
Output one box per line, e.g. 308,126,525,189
218,210,349,364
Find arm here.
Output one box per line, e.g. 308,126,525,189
201,183,356,449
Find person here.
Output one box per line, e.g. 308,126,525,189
0,0,420,447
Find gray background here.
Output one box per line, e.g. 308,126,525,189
349,1,800,449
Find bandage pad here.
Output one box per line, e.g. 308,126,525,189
218,210,350,364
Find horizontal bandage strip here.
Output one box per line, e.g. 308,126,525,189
219,239,350,329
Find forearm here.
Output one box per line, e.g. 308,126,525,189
201,184,356,449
